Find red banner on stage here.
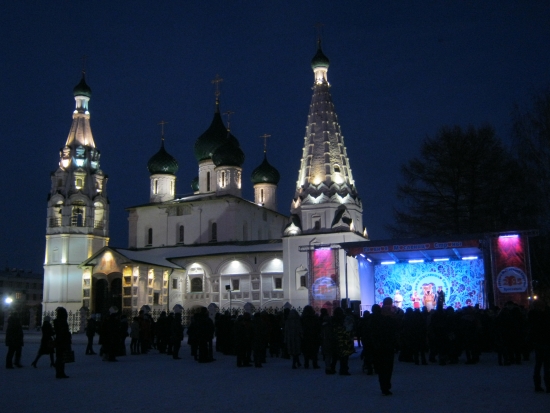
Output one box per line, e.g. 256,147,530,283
491,235,532,308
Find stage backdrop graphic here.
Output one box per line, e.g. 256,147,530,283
309,248,340,311
374,260,485,309
491,235,531,308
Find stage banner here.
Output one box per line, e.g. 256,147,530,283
309,248,340,311
491,235,532,308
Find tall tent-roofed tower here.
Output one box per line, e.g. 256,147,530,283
287,39,365,236
43,72,109,314
283,40,367,311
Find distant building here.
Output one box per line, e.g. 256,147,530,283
0,268,43,327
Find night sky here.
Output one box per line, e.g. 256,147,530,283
1,1,549,273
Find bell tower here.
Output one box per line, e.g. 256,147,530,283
43,72,109,314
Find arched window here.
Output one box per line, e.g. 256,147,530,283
72,207,84,227
147,228,153,246
190,278,203,292
178,225,184,244
221,171,226,187
153,179,158,195
211,222,217,242
76,178,83,189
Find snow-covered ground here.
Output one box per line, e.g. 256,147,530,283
1,331,548,413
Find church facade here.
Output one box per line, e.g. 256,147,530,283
43,42,368,316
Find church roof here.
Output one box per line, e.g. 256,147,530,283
147,140,179,175
193,101,238,162
293,42,359,206
212,134,245,167
73,72,92,97
251,153,280,184
311,39,330,70
81,242,284,269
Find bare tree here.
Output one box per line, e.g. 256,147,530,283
390,125,535,238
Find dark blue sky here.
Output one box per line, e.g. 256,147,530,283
1,1,549,272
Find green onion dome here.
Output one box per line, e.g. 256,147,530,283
73,73,92,98
194,104,237,162
251,154,280,185
191,176,199,192
212,136,245,167
147,140,179,175
311,40,330,70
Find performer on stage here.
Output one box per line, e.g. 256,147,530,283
423,289,435,312
394,290,403,309
436,286,446,308
411,291,421,309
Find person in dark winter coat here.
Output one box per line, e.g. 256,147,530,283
130,316,141,355
321,314,336,374
331,307,354,375
301,305,321,369
85,315,97,355
5,313,24,369
234,313,254,367
156,311,170,353
370,297,399,395
171,312,184,359
284,309,303,369
101,307,120,362
53,307,72,378
252,312,268,367
32,316,55,368
528,300,550,393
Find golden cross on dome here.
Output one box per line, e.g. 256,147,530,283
260,133,271,153
211,74,223,98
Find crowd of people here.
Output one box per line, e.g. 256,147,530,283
4,299,550,394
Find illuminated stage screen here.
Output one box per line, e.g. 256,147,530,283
374,259,485,309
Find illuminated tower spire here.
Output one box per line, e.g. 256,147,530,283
43,71,109,314
288,39,364,236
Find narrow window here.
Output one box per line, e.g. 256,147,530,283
314,220,321,230
178,225,184,243
211,222,217,242
206,172,211,191
274,277,282,289
260,189,264,203
76,178,83,189
232,279,240,291
170,180,174,195
172,278,178,289
221,171,226,187
300,275,307,288
334,164,340,173
147,228,153,245
153,179,158,195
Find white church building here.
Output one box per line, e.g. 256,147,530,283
42,41,369,316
